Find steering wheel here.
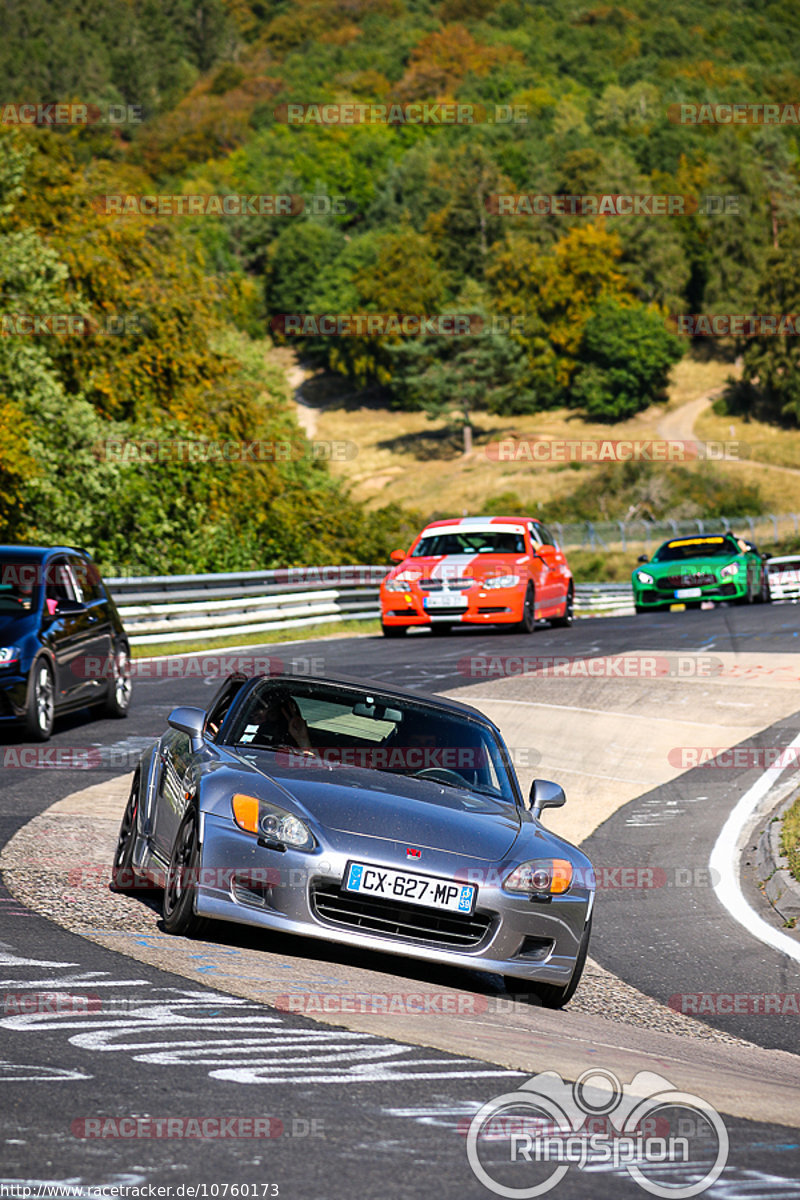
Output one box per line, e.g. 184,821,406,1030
412,767,466,786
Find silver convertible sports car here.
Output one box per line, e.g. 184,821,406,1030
112,673,595,1007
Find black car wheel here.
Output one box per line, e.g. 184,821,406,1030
111,776,143,892
381,623,406,638
505,915,592,1009
23,658,55,741
755,568,770,604
104,642,132,718
163,807,207,937
516,585,536,634
550,586,574,628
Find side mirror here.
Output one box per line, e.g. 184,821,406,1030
51,597,86,617
637,554,649,564
529,778,566,819
168,706,207,753
761,552,771,562
389,549,407,564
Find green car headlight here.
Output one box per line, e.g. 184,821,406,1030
636,571,654,585
720,562,739,578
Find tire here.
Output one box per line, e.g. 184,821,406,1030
550,586,574,628
381,623,406,638
735,579,754,605
755,569,770,604
505,915,592,1010
23,658,55,741
515,585,536,634
634,603,647,614
103,642,132,718
162,807,208,937
111,776,143,892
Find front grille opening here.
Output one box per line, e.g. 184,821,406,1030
515,937,554,962
660,573,716,588
311,881,494,950
232,873,276,910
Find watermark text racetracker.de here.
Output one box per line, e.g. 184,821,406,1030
95,438,357,462
466,1068,728,1198
275,101,527,125
486,193,746,217
485,438,743,462
667,746,800,769
64,861,716,893
458,653,723,679
92,193,349,217
71,1115,321,1139
673,313,800,337
0,102,142,125
669,993,800,1016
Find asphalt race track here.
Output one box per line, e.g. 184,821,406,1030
1,603,800,1197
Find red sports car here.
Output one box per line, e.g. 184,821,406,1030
380,516,574,636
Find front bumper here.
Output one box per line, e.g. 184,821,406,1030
380,586,526,627
0,669,31,720
196,814,592,985
633,577,743,609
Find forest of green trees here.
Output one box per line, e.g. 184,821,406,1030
1,0,799,570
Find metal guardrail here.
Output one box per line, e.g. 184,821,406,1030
109,509,800,644
108,567,634,645
551,512,800,553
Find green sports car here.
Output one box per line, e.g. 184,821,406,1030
632,534,770,613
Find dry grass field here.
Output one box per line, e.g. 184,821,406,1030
271,348,800,517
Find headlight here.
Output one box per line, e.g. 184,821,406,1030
720,562,739,577
0,647,19,667
483,574,521,590
231,794,315,851
636,571,654,585
385,570,421,592
503,858,573,895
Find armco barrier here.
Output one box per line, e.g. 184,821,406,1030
107,568,633,646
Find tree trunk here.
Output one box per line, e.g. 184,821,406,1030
462,423,473,455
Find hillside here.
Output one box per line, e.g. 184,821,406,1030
2,0,799,571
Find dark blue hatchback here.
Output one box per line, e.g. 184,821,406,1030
0,545,132,740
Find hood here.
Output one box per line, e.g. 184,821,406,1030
400,553,526,583
645,553,736,575
231,754,521,861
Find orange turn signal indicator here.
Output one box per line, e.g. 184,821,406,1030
232,794,260,834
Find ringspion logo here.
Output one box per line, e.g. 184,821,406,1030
467,1068,728,1197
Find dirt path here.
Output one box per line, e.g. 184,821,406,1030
658,383,800,481
657,392,718,441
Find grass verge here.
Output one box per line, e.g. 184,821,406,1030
781,794,800,885
130,618,381,659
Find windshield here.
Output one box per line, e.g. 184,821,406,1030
225,679,517,803
652,537,740,563
411,531,525,557
0,558,42,614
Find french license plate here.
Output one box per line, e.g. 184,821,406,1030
424,593,468,609
674,587,702,599
344,861,476,914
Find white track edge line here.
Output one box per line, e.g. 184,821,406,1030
709,732,800,964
